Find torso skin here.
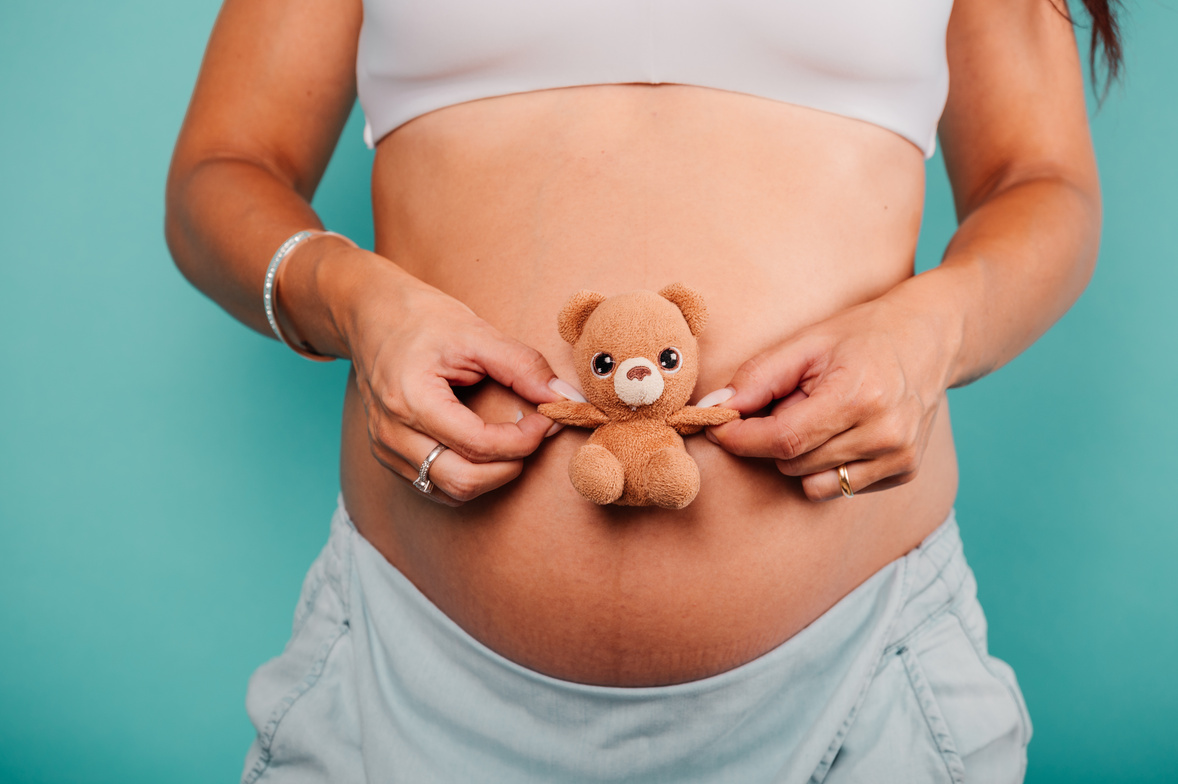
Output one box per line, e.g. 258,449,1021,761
340,84,959,687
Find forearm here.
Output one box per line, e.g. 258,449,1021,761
165,155,397,359
884,173,1101,390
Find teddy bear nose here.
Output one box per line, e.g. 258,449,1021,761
614,356,664,406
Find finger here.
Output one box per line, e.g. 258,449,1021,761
708,386,858,461
371,419,527,503
710,337,825,414
367,436,463,507
798,457,918,503
468,333,566,407
704,388,806,444
404,374,554,463
517,406,565,437
771,422,896,477
773,388,810,411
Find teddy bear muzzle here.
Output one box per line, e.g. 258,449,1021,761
613,357,664,407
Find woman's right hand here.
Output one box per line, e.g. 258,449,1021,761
325,248,574,506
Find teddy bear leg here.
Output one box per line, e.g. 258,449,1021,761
569,444,626,505
640,448,701,509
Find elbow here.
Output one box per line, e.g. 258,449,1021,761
1043,171,1101,307
1017,168,1103,296
1071,173,1102,294
162,200,188,283
163,159,188,276
163,158,205,292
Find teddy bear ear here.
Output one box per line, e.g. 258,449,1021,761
658,283,708,336
557,290,608,344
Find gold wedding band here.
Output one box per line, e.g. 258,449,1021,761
838,463,854,499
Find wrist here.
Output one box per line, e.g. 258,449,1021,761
878,266,971,392
275,232,366,360
320,242,432,362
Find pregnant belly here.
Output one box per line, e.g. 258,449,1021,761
340,85,959,686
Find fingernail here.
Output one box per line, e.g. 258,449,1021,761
545,422,565,437
705,429,719,444
549,378,586,402
697,387,735,408
514,410,524,423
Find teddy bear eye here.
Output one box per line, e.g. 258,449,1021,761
659,347,682,373
591,352,615,377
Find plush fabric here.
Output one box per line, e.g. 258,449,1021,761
538,284,738,509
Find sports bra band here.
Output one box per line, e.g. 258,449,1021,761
357,0,954,158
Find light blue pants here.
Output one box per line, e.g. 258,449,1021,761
242,498,1031,783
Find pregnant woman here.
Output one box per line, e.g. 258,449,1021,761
165,0,1118,781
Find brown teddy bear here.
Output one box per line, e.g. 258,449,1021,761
537,284,739,509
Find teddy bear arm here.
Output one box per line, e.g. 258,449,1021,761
536,400,611,429
667,405,741,435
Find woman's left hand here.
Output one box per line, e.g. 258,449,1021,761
702,294,960,501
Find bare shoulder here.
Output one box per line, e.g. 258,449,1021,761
169,0,363,199
940,0,1099,212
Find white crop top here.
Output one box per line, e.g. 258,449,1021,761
356,0,954,158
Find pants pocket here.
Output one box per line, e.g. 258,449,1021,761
817,607,1028,784
817,642,965,784
898,644,968,783
903,608,1029,784
241,543,361,783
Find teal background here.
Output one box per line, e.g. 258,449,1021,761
1,1,1174,781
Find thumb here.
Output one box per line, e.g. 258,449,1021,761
714,337,823,414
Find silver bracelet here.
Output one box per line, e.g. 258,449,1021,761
262,229,355,362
